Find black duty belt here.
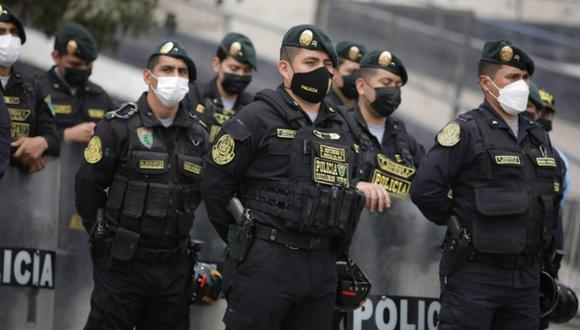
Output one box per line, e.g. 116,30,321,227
474,252,537,270
133,245,185,263
254,223,333,251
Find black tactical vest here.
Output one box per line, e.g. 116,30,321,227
104,105,206,246
4,74,39,141
454,110,557,256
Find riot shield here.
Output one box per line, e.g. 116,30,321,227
0,157,60,330
53,142,93,330
347,198,445,330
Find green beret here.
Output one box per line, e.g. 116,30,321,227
360,50,408,85
281,24,338,67
149,40,197,82
54,22,97,62
219,32,257,69
0,4,25,44
539,88,558,113
480,39,535,76
336,41,366,63
528,81,544,110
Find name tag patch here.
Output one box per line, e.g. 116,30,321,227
87,108,105,119
3,96,20,105
8,108,31,121
10,122,30,139
495,155,521,165
319,145,346,162
536,157,556,167
183,161,202,174
139,160,165,169
276,128,297,139
53,104,72,115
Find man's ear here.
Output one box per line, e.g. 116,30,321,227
479,75,492,94
143,69,156,89
212,57,221,74
355,78,366,96
278,60,292,86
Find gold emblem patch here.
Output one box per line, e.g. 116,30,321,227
67,40,78,55
299,29,314,46
276,128,297,139
348,46,360,61
195,104,205,114
11,122,30,139
500,45,514,62
313,130,340,140
84,136,103,164
214,112,230,125
437,121,460,147
8,108,31,121
160,41,174,54
378,51,392,67
376,154,415,178
212,134,235,165
229,41,242,57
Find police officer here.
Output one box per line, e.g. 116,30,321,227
75,40,208,329
0,89,9,177
326,41,366,108
410,39,559,329
188,32,256,142
36,22,113,144
202,24,388,330
0,4,59,172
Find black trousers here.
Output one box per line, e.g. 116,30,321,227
84,254,192,330
222,238,337,330
438,260,540,330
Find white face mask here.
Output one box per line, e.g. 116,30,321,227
0,35,22,68
148,70,189,108
486,77,529,115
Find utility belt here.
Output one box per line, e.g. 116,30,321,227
241,182,364,235
254,223,334,251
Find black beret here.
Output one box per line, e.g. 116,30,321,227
539,88,558,113
54,22,98,62
149,40,197,82
219,32,256,69
528,81,544,110
480,39,535,76
281,24,338,67
336,41,366,63
360,50,408,85
0,4,25,44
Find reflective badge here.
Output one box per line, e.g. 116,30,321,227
276,128,297,139
554,181,561,193
3,96,19,104
184,161,202,174
373,154,415,198
88,108,105,119
536,157,556,167
495,155,521,165
11,122,30,139
84,136,103,164
214,112,230,125
376,154,415,178
437,121,460,147
195,104,205,114
8,108,31,121
212,134,235,165
209,125,221,143
319,145,346,162
53,104,72,115
137,127,154,149
312,157,350,187
500,45,514,62
313,130,340,140
139,160,165,169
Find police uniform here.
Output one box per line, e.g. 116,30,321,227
201,25,365,330
326,41,366,108
188,32,256,143
75,41,208,329
0,89,9,177
410,40,558,329
35,22,113,134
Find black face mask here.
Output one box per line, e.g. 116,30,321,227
340,72,358,100
221,72,252,95
537,118,553,132
64,67,92,87
520,111,534,120
290,66,333,103
367,86,401,117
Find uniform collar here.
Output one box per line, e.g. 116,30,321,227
4,67,23,90
352,105,396,143
479,101,535,142
276,84,341,124
137,92,193,128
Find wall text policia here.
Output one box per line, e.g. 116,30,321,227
0,247,55,289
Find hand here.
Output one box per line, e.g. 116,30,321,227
11,136,48,165
356,181,391,213
64,122,96,143
28,157,47,173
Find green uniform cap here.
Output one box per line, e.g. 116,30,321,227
149,40,197,82
336,41,366,63
0,3,25,44
219,32,257,69
281,24,338,68
360,50,408,85
528,81,544,110
54,22,98,62
539,88,558,113
480,39,535,76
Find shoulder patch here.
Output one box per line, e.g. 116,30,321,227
222,118,252,141
212,134,235,165
84,136,103,164
437,121,461,147
104,102,138,120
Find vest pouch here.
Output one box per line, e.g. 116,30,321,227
177,210,194,236
487,149,523,177
528,151,557,179
132,151,169,175
473,186,529,254
145,183,169,218
111,227,140,262
177,155,204,180
106,174,128,210
325,187,343,231
337,189,356,231
539,194,555,245
268,139,293,156
312,188,332,232
299,185,320,232
122,181,148,218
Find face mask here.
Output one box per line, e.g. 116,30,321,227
537,118,553,132
520,111,534,120
289,66,333,103
64,67,92,87
339,72,358,99
364,83,401,117
149,70,190,108
0,35,22,67
486,77,529,115
221,72,252,95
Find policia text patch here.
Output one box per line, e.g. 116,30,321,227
0,247,55,289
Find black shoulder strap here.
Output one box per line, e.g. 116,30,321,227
470,110,495,149
254,89,307,129
391,119,414,165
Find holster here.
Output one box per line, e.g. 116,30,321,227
440,216,475,275
227,223,255,265
110,227,140,262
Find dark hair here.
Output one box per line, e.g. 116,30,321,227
279,46,301,63
146,55,161,71
358,67,379,81
216,46,227,62
478,60,501,78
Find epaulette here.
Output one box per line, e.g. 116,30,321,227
104,102,138,120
